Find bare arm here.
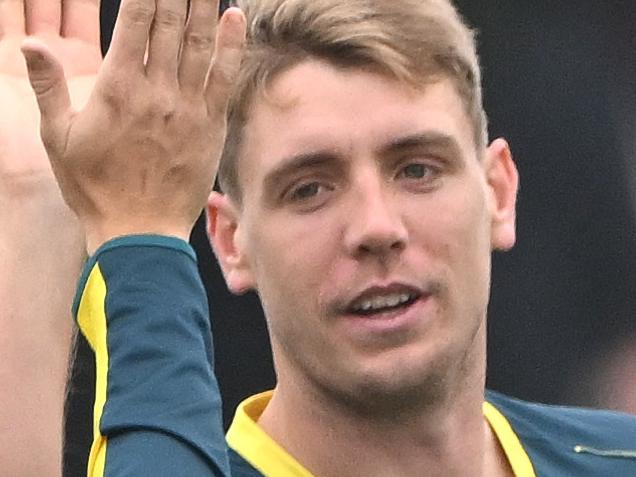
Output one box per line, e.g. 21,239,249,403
0,1,101,475
20,0,245,474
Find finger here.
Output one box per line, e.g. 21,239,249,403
61,0,100,45
25,0,62,35
0,0,26,37
146,0,188,81
205,7,245,115
106,0,155,69
178,0,219,94
21,39,72,146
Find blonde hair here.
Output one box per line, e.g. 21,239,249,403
218,0,487,201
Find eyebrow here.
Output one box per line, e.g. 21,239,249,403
379,131,464,159
262,151,342,196
261,131,465,197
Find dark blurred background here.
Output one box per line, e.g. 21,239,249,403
64,0,636,475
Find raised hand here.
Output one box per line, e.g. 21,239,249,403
22,0,246,254
0,2,102,476
0,0,101,187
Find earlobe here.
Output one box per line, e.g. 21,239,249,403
206,192,256,294
485,138,519,251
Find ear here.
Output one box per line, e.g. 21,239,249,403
484,138,519,251
206,191,256,294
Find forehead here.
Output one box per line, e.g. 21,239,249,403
238,60,476,193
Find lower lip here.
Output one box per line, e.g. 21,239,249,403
340,295,432,335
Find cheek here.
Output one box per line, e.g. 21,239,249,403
452,201,492,309
249,224,338,366
419,182,492,301
254,222,334,283
247,215,340,320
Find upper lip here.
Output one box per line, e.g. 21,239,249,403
339,282,426,314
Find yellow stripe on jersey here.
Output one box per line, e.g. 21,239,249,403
483,401,537,477
76,264,110,477
227,391,315,477
228,391,537,477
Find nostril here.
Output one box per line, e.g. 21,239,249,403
357,244,372,255
355,237,406,257
390,239,406,251
346,212,408,257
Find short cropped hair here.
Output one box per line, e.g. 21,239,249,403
218,0,487,202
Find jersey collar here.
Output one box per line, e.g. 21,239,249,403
227,391,537,477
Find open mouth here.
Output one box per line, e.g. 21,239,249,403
344,284,424,318
348,292,421,316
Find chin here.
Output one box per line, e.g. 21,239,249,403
326,352,453,417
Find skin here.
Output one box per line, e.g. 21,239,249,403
208,60,518,476
0,1,100,474
22,0,246,253
14,0,245,474
17,0,517,474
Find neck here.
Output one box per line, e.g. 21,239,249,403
258,325,512,477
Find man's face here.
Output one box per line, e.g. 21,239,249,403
211,60,517,407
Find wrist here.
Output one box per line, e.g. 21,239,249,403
1,185,83,244
85,225,192,256
1,170,61,200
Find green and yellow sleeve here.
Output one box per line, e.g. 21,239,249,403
72,235,230,477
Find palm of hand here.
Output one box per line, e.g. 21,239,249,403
0,29,101,185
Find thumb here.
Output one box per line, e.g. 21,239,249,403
21,39,72,128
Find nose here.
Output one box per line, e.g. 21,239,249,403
343,174,408,259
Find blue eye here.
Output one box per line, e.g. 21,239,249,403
290,182,322,200
401,163,431,179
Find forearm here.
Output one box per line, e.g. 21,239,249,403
0,183,85,477
75,235,229,477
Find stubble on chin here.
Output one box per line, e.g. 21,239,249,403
312,313,487,424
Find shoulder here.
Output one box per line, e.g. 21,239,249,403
486,390,636,476
486,390,636,443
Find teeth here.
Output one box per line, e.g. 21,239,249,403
353,293,412,313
